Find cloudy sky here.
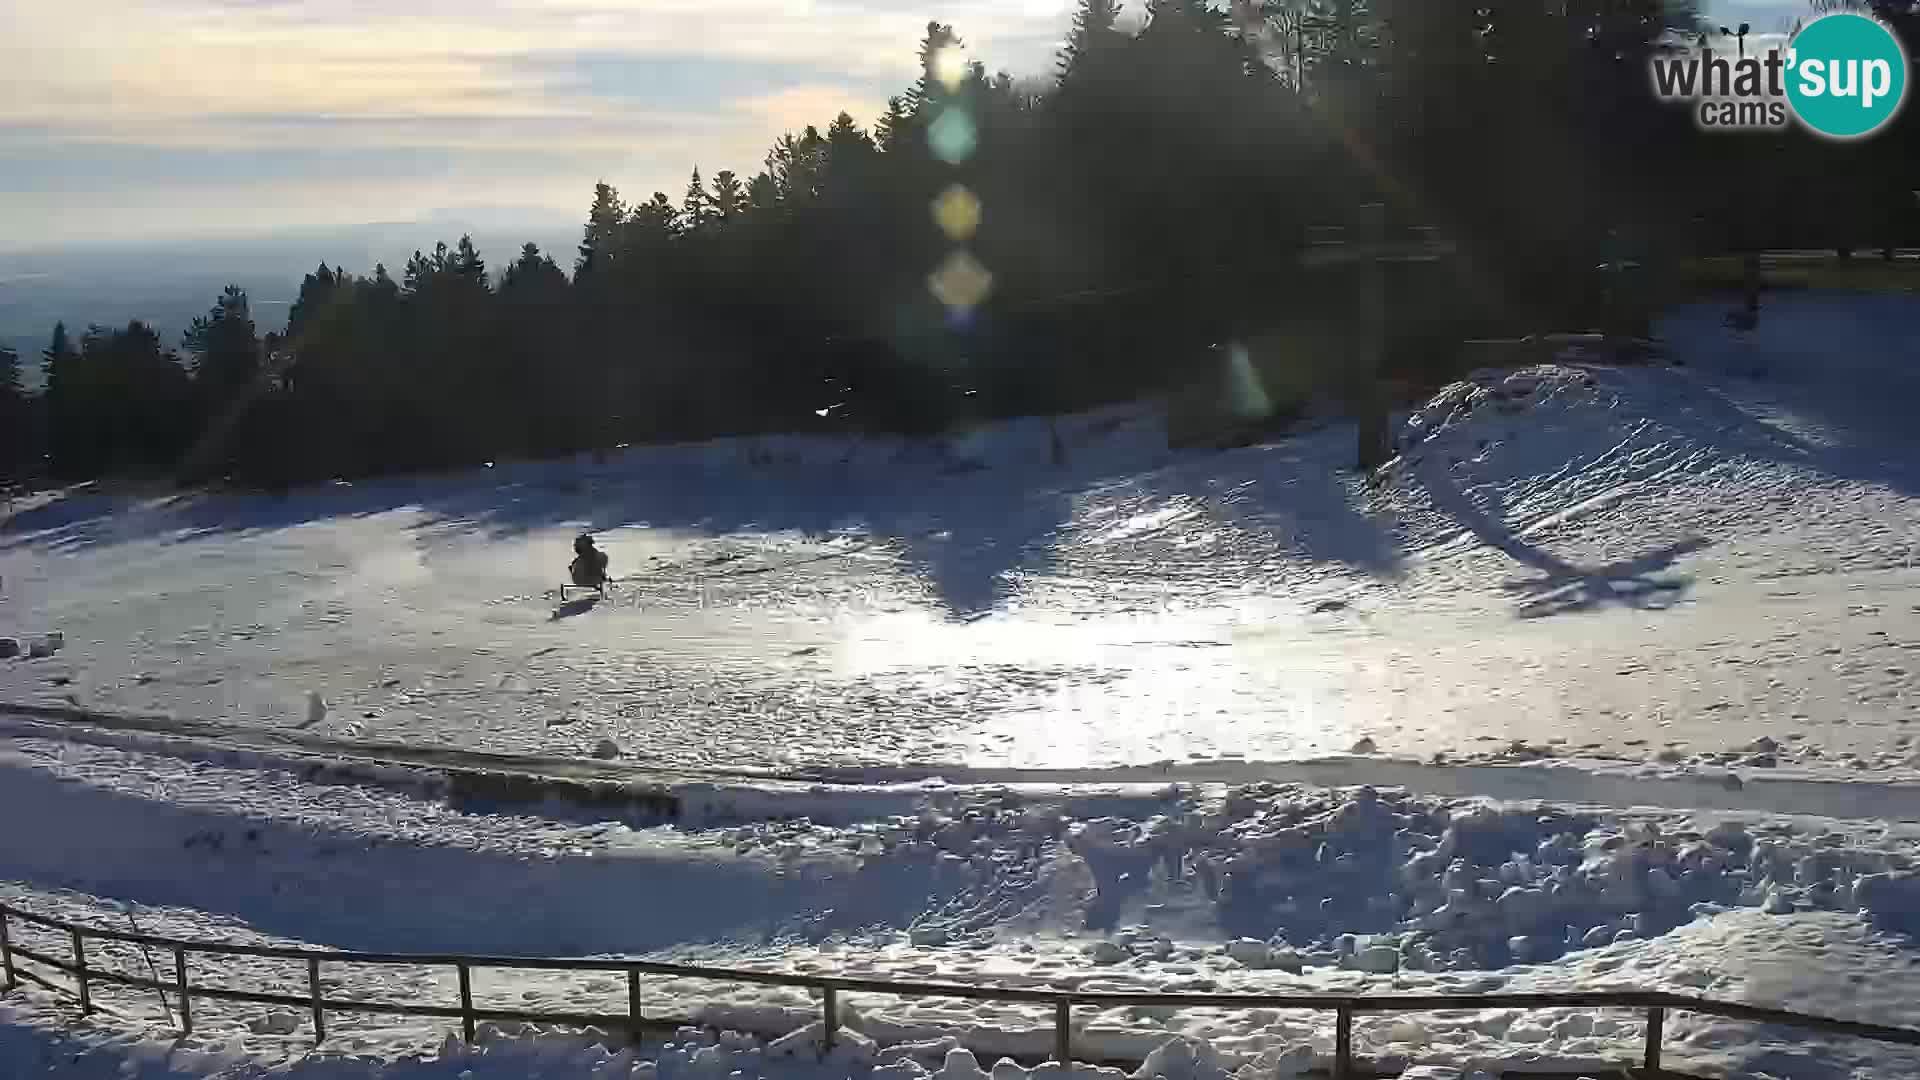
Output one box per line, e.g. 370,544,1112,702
0,0,1804,251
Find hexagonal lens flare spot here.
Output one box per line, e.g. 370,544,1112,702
932,185,982,241
928,250,993,311
927,108,977,166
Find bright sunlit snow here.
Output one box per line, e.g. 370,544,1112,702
6,293,1920,1079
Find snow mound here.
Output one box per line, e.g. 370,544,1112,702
1067,783,1913,971
1398,365,1601,454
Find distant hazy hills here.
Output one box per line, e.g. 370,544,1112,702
0,208,580,382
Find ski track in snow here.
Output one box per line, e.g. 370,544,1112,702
6,293,1920,1076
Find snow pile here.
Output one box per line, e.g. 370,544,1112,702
1066,783,1918,972
1396,366,1602,456
8,734,1920,1077
1371,358,1740,566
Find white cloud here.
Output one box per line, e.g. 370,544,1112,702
0,0,1073,240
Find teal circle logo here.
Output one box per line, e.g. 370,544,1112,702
1786,13,1908,139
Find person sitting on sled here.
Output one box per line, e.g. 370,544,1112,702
570,533,610,588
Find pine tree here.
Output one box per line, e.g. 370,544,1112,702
745,173,781,217
41,322,73,389
180,285,265,479
286,264,339,343
452,235,488,288
183,284,261,397
709,170,745,222
1300,0,1376,84
577,182,628,276
403,250,436,295
502,242,567,291
823,112,877,204
908,22,964,116
826,111,871,150
793,126,827,202
682,167,714,230
0,344,22,480
628,192,681,243
1057,0,1124,84
874,96,911,153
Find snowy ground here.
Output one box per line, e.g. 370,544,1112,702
7,296,1920,778
5,292,1920,1077
5,733,1920,1079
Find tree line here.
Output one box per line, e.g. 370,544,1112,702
2,0,1914,490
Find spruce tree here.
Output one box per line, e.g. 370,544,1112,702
745,173,781,218
0,345,21,480
823,113,877,204
709,170,745,222
682,167,714,230
183,284,261,397
41,322,73,390
452,235,488,288
1057,0,1124,84
908,22,964,116
873,96,911,153
577,182,628,276
628,192,681,243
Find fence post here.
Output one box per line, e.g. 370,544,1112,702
307,958,325,1042
1054,999,1071,1064
627,969,642,1044
822,985,838,1053
174,949,192,1036
71,929,91,1015
1645,1005,1666,1071
1334,1004,1354,1079
457,963,475,1044
0,909,13,992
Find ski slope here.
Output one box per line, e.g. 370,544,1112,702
5,292,1920,1079
5,294,1920,779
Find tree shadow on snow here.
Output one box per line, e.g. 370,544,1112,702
1148,425,1403,580
1500,537,1709,619
0,411,1405,621
1415,458,1707,619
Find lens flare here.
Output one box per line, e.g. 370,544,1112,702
1223,343,1272,420
931,185,982,241
927,108,978,166
928,250,993,311
932,45,969,93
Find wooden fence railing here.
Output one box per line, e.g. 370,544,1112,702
4,901,1918,1078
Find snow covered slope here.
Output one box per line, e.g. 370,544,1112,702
6,293,1920,1077
6,295,1920,779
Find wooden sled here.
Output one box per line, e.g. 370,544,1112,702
558,580,609,602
